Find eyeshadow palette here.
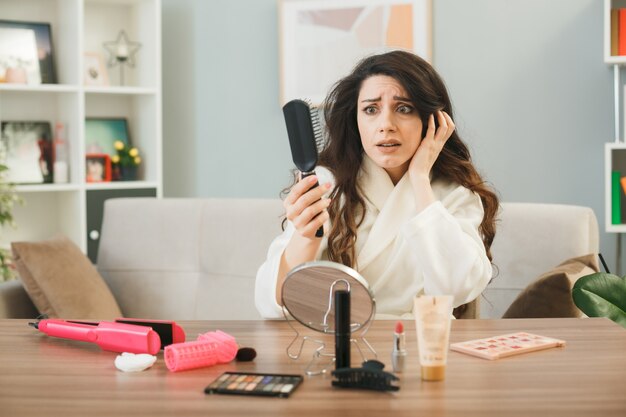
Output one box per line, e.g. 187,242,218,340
450,332,566,360
204,372,303,398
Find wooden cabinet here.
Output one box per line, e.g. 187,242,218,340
86,188,157,263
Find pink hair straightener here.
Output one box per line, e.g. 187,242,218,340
29,318,186,355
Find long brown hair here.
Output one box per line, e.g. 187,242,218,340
319,50,499,268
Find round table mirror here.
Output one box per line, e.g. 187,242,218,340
281,260,375,334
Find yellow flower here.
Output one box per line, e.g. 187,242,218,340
114,141,125,150
134,156,141,165
111,155,120,164
129,148,139,157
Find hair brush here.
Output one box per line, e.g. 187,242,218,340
282,99,325,237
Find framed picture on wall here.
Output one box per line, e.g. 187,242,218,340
84,117,131,157
0,121,53,183
0,20,56,84
278,0,432,105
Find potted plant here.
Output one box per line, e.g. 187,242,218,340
573,272,626,328
0,144,22,281
111,140,141,181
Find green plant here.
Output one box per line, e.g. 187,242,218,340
111,140,141,167
111,140,141,181
0,157,22,282
572,272,626,328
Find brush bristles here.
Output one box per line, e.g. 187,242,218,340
305,98,325,152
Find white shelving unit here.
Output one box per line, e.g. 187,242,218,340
604,0,626,233
0,0,162,261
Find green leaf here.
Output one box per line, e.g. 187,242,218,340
572,273,626,328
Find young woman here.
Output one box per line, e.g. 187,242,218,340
255,50,499,318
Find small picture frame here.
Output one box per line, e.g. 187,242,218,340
0,19,57,84
84,118,131,157
0,121,53,183
83,52,109,86
85,153,112,183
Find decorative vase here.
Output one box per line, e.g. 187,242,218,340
119,165,138,181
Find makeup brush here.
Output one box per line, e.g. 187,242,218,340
282,99,325,237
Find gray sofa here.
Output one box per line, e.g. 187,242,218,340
0,199,599,319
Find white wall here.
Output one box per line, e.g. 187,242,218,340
162,1,620,271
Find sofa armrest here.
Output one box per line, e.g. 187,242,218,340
0,279,38,319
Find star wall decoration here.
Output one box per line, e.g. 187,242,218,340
103,30,141,68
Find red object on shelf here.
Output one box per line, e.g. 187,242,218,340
85,153,112,182
619,9,626,56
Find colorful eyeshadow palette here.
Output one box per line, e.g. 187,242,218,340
450,332,566,360
204,372,303,398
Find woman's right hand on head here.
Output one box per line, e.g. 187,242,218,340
284,175,331,239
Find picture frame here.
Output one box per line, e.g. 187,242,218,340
0,20,56,84
278,0,432,105
85,153,112,183
0,121,53,184
83,52,109,86
84,118,131,157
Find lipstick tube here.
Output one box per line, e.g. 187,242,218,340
392,321,407,373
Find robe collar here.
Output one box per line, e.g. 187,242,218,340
356,156,417,271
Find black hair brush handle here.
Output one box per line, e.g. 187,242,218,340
283,99,325,238
299,172,324,238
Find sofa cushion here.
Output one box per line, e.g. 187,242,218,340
502,254,599,318
12,236,122,320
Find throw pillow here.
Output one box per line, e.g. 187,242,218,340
502,254,599,319
12,235,123,319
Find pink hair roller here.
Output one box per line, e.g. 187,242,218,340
197,330,238,363
164,330,238,372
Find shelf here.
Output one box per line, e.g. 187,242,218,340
13,181,159,192
605,0,626,63
605,1,626,233
1,0,162,258
0,84,80,93
605,56,626,65
85,181,159,190
606,224,626,232
605,143,626,232
83,86,157,95
15,184,82,193
85,0,148,6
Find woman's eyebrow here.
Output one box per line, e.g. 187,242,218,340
360,96,411,103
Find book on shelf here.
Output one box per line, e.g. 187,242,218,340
612,8,619,56
614,8,626,56
612,171,621,224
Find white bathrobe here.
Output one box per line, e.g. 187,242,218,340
255,156,492,319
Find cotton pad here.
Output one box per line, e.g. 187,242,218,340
115,352,157,372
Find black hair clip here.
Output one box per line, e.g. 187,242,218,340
331,359,399,392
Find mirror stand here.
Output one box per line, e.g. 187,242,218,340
281,260,378,376
282,305,378,376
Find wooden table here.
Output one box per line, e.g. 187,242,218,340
0,318,624,417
